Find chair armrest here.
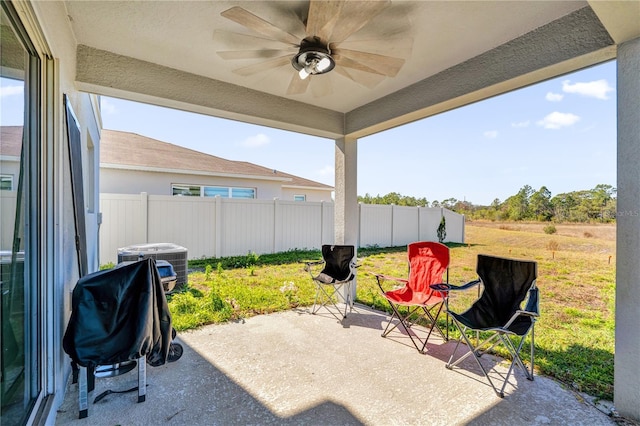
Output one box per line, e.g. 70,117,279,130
503,308,540,330
515,309,539,318
445,279,482,291
429,283,450,291
375,274,408,293
302,260,324,275
375,274,408,284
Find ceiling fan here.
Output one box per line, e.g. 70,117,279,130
215,1,412,97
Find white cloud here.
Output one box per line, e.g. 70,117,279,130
562,79,613,100
536,112,580,129
317,165,334,177
0,85,24,97
545,92,564,102
241,133,270,147
483,130,498,139
511,120,530,128
100,98,117,115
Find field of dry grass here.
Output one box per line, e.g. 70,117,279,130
469,220,616,242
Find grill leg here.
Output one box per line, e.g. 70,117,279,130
78,366,88,418
138,356,146,403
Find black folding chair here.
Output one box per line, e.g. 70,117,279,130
438,254,539,397
305,245,357,321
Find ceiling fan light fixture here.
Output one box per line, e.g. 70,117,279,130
298,67,311,80
291,39,335,79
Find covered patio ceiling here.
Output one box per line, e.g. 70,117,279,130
56,1,640,421
66,1,637,140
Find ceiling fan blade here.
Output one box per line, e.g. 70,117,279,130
328,0,390,44
334,66,385,89
213,30,289,50
233,56,291,76
334,48,404,77
218,49,296,60
306,0,343,44
310,75,332,98
336,36,413,59
334,54,384,76
286,73,311,95
221,6,300,46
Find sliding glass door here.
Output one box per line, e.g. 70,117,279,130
0,3,42,425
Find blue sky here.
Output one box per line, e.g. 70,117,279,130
1,61,616,205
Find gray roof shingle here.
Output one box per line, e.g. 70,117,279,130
101,129,333,189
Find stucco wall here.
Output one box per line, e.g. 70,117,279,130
27,1,102,422
101,167,333,201
281,187,333,202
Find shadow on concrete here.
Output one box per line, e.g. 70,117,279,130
55,335,364,425
55,305,615,425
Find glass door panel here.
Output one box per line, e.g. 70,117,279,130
1,4,39,424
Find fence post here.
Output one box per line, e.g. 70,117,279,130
140,192,148,243
320,201,324,246
417,206,421,241
440,207,445,242
215,196,222,258
390,204,395,247
358,202,362,248
273,198,282,254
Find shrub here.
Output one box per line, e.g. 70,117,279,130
546,240,560,251
437,216,447,243
100,262,115,270
543,224,557,234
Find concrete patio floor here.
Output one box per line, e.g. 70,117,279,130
55,304,616,425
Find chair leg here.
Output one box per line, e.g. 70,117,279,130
447,319,536,398
312,282,348,321
529,324,535,381
447,320,505,398
382,302,445,354
422,303,448,342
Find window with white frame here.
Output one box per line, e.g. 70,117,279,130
230,187,255,199
293,194,306,202
172,184,256,199
0,174,13,190
172,184,201,196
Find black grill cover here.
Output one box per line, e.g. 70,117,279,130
63,259,172,368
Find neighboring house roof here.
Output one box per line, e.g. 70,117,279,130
0,126,22,158
101,129,333,190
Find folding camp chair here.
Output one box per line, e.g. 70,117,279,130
440,254,539,398
376,241,449,354
305,245,357,321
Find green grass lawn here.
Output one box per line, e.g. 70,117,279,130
168,222,616,401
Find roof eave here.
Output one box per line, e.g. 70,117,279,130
100,163,292,182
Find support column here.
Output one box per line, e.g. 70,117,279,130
615,36,640,422
334,136,358,246
335,136,359,302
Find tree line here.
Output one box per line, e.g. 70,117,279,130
357,184,617,223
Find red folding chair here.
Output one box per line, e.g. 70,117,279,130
376,241,449,353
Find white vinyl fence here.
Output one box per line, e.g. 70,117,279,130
98,193,464,265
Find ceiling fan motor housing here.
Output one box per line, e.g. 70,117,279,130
291,37,335,75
